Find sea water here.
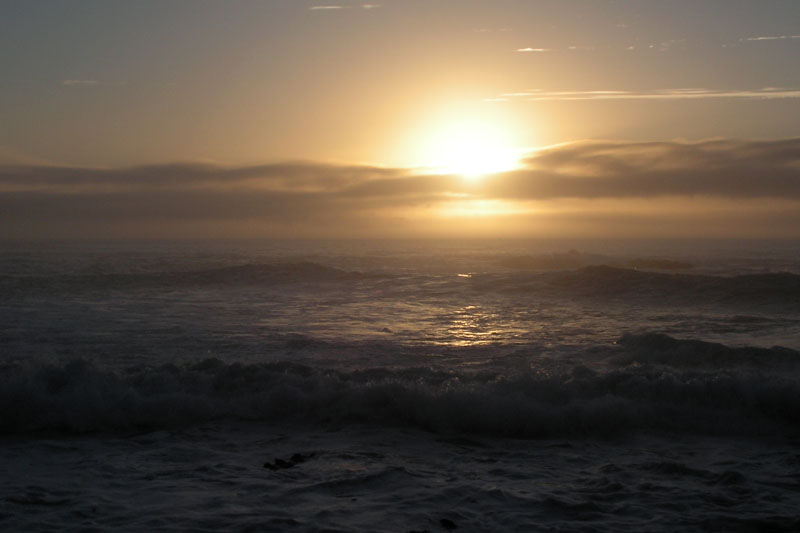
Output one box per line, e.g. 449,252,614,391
1,239,799,531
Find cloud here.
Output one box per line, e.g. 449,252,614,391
493,87,800,101
742,35,800,42
515,35,799,55
2,139,799,238
3,139,799,202
516,41,683,54
485,138,800,200
652,39,685,51
308,4,379,12
0,161,400,193
62,80,98,86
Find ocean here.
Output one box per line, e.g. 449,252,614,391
1,239,799,532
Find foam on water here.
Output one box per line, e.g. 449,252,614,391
2,334,798,438
2,240,800,531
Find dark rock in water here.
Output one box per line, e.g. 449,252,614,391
440,518,457,530
263,452,315,471
274,458,293,469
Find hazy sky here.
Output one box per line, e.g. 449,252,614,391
2,0,800,239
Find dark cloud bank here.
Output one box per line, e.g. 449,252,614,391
2,138,799,239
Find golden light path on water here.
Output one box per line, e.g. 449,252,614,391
444,305,507,347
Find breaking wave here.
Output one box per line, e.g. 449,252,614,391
2,335,798,437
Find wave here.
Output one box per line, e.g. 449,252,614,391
2,335,799,437
475,265,800,309
4,259,800,310
165,261,367,285
498,251,694,271
0,261,368,294
612,332,800,368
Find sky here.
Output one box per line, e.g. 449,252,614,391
1,0,800,239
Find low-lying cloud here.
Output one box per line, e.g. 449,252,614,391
2,138,799,239
491,138,800,200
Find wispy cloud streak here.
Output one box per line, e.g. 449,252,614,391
489,87,800,102
742,35,800,41
309,3,379,10
62,80,98,86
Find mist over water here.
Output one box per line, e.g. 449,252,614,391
2,239,800,531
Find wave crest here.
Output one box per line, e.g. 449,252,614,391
3,336,799,437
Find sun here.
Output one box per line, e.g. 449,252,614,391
423,119,522,179
392,104,531,180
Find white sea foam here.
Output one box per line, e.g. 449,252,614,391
2,334,798,437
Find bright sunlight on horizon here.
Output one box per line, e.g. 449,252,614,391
415,118,528,179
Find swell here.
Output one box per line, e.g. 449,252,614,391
4,262,800,310
474,265,800,309
0,261,370,294
2,335,798,437
549,265,800,303
613,332,800,368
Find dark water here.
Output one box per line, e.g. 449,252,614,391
2,240,799,531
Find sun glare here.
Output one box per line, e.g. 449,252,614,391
394,104,530,181
424,120,522,179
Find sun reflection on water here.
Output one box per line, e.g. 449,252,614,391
443,304,507,347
